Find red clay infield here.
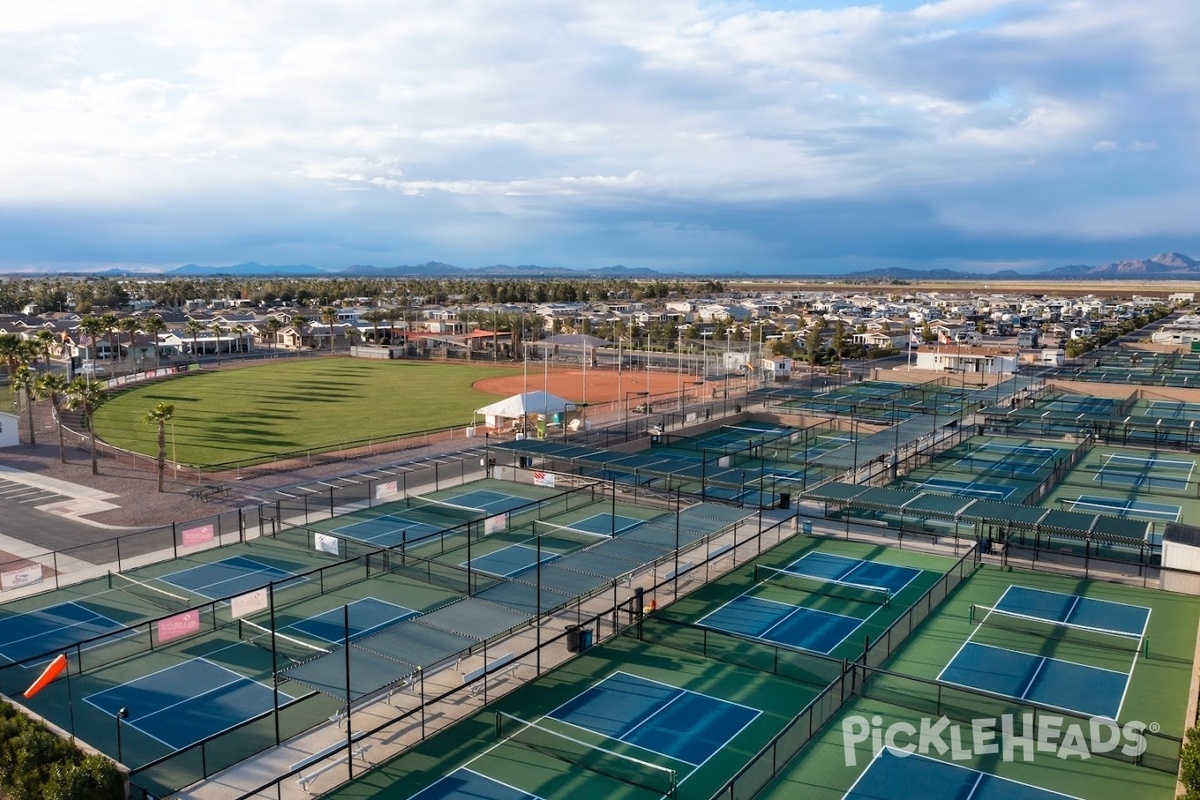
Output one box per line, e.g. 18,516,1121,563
473,367,697,404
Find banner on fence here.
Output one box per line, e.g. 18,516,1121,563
376,480,399,499
533,471,555,488
718,455,731,468
314,532,340,556
231,587,269,619
484,513,509,535
181,523,215,548
1,564,43,592
156,610,201,644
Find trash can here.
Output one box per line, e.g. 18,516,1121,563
565,625,582,653
802,520,813,535
778,492,791,510
734,403,742,413
579,628,594,650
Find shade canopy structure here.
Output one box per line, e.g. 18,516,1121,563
475,391,576,419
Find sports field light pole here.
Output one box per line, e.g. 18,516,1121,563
522,343,529,438
677,329,684,421
115,707,128,764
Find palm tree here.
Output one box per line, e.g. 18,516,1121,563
385,307,402,345
77,315,106,366
34,372,70,463
183,319,204,362
0,334,24,395
320,307,338,353
232,323,247,355
65,378,108,475
10,365,36,447
118,316,141,370
363,309,384,344
291,313,310,351
210,321,224,366
265,317,283,356
34,329,57,369
144,402,175,492
142,315,166,369
99,313,119,361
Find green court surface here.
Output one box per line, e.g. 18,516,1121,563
1043,444,1200,535
893,436,1077,506
658,535,961,662
878,564,1199,739
755,694,1180,800
321,630,825,800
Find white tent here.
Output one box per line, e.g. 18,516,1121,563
475,391,575,419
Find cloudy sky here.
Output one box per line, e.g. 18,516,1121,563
1,1,1196,274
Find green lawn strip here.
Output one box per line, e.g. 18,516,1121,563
92,359,518,467
657,534,966,663
879,564,1200,739
755,696,1179,800
322,632,822,800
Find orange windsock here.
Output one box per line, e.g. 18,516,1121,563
23,654,68,699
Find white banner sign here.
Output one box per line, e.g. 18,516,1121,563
314,532,340,556
230,587,270,619
1,564,43,592
533,471,556,488
484,513,509,535
718,455,731,468
375,480,399,499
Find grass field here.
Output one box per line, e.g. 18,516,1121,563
91,358,517,467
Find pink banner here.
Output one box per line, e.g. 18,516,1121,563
156,610,201,643
181,524,215,548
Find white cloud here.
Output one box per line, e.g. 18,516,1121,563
0,0,1196,268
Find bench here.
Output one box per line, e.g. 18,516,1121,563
293,732,371,794
708,543,734,561
328,675,417,728
187,484,229,500
664,561,695,583
463,652,518,696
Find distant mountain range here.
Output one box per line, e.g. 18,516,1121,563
845,252,1200,280
65,251,1200,279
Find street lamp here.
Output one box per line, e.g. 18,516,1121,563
115,707,128,763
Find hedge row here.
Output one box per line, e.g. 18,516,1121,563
0,699,123,800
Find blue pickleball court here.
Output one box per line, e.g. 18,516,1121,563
464,545,559,578
158,556,301,600
84,659,289,751
699,595,863,654
0,601,131,666
548,671,760,766
845,747,1080,800
287,597,416,644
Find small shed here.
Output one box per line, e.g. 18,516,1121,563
0,411,19,448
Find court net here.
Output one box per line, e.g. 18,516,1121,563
405,495,485,525
108,571,191,611
496,711,677,797
532,518,616,540
970,604,1147,655
755,564,890,606
238,618,330,663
